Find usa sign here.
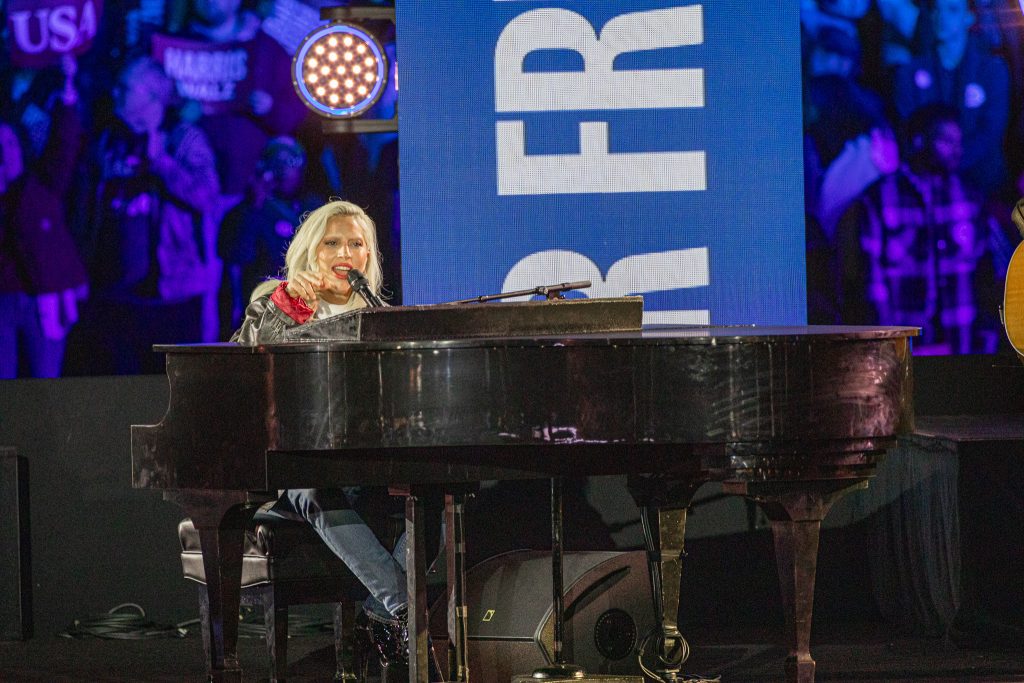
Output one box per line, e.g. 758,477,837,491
6,0,102,68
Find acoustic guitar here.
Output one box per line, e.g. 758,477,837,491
1006,201,1024,357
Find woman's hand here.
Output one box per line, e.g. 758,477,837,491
286,270,325,312
146,128,168,165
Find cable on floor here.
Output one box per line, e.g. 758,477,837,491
637,625,721,683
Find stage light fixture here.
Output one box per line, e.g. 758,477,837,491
293,21,387,119
291,6,397,134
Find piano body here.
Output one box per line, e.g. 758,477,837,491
131,299,915,683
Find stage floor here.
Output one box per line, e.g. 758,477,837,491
1,620,1023,682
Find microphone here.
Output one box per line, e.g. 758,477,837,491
347,268,384,308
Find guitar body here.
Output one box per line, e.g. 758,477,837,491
1005,241,1024,357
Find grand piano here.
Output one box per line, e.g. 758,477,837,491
131,298,915,683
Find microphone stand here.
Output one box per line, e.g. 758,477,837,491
530,475,587,680
446,280,591,304
450,279,629,682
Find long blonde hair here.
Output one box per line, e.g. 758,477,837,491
251,199,384,302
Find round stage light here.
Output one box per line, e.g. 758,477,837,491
292,22,387,119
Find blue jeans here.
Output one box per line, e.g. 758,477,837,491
258,488,407,620
0,292,65,379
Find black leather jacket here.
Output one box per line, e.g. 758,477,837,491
230,295,299,346
231,293,380,345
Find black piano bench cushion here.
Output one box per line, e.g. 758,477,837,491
178,517,357,588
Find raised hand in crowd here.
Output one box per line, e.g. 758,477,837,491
876,0,920,39
0,125,19,196
60,55,79,107
868,126,900,175
144,123,174,178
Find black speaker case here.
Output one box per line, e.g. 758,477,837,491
430,550,653,682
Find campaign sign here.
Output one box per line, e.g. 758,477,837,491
152,34,255,113
6,0,102,68
396,1,806,325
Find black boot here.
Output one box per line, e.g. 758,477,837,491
362,606,441,681
361,606,408,671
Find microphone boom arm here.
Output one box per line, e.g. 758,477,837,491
448,280,592,305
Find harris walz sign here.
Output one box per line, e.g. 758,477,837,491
151,33,256,113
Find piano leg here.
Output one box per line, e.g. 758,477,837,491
406,493,430,683
165,490,261,683
723,480,869,683
445,492,470,682
639,506,690,682
631,476,704,683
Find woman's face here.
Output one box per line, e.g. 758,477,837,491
315,215,371,304
116,77,166,134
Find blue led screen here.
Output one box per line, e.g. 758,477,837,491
396,1,806,325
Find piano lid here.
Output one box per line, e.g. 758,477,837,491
281,296,644,342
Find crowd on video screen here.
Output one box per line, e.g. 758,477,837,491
1,0,1022,378
0,0,397,377
803,0,1023,355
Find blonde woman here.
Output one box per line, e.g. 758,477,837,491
232,200,410,667
232,199,384,345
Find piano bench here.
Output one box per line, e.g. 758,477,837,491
178,517,367,682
